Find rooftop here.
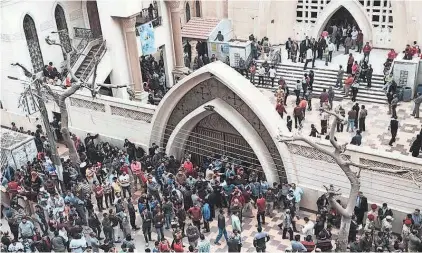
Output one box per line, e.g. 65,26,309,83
181,18,220,40
0,128,34,150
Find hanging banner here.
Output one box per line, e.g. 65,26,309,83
137,22,156,55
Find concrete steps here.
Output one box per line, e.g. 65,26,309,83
252,61,387,104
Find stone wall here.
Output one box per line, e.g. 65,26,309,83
284,139,422,234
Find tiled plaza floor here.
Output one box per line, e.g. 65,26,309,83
260,88,422,157
128,205,325,252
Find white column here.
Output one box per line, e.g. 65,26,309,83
222,0,228,19
167,1,184,69
121,16,143,92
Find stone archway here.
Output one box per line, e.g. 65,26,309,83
312,0,373,42
150,61,295,184
166,98,279,184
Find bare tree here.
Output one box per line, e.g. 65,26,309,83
44,34,130,166
9,63,64,181
10,31,128,167
277,109,417,251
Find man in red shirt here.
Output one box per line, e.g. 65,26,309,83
183,159,194,177
293,102,304,129
188,204,202,230
7,177,20,200
387,49,397,62
256,195,266,226
362,42,372,62
276,102,287,119
301,235,316,252
94,182,104,211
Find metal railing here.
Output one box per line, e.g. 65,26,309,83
79,39,107,82
70,28,94,67
135,3,162,35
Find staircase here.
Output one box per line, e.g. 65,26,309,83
74,42,106,82
253,61,387,104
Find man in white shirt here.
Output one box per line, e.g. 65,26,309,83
351,28,358,49
327,41,335,62
8,241,24,252
269,66,277,87
69,234,87,253
118,171,131,198
257,66,265,86
303,48,313,70
301,217,315,237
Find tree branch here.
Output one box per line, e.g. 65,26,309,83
323,108,347,154
97,83,128,89
11,63,33,78
345,161,410,174
42,84,60,105
409,172,422,188
323,184,350,217
46,36,80,85
61,84,82,99
328,196,350,217
277,135,337,158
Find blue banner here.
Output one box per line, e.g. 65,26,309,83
137,22,156,55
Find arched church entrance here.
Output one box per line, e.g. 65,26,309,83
311,1,373,42
150,62,293,185
187,114,259,166
325,6,359,31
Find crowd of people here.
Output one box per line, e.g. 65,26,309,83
1,118,422,253
2,22,422,253
140,53,168,105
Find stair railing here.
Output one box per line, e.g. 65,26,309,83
70,28,93,67
79,39,107,83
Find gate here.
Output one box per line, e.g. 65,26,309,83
185,126,260,168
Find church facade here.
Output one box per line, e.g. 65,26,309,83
196,0,422,50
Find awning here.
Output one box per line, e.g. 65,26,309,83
181,18,220,40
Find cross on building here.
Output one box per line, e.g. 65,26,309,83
227,91,242,106
195,86,211,100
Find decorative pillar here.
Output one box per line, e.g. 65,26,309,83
167,1,184,68
167,0,190,84
122,16,143,93
222,0,228,19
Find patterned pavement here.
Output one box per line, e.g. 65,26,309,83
261,88,422,157
128,203,324,252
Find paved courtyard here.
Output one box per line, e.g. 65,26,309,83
260,88,422,157
121,204,326,252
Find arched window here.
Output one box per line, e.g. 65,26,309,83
195,0,201,17
186,3,191,22
23,15,44,72
87,0,103,38
54,5,72,56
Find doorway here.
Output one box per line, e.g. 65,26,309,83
87,0,102,38
325,7,359,30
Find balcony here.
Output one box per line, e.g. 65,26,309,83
135,2,162,35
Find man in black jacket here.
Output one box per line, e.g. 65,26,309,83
88,211,103,239
214,209,228,245
286,38,292,59
354,191,368,225
127,201,140,230
141,208,153,247
253,226,270,252
389,116,399,146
